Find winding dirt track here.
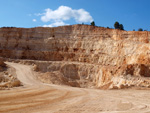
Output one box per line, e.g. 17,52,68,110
0,62,150,113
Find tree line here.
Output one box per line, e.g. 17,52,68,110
90,21,147,31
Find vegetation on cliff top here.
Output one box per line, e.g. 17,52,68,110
114,21,124,30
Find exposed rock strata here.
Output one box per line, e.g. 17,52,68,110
0,25,150,89
0,58,6,71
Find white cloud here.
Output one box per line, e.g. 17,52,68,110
32,19,37,22
43,21,68,27
41,6,93,23
34,13,43,16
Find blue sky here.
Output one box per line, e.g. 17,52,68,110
0,0,150,31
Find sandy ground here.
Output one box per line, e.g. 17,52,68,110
0,62,150,113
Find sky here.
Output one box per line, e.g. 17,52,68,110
0,0,150,31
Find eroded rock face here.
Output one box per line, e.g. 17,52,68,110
0,58,6,71
0,59,22,89
0,25,150,89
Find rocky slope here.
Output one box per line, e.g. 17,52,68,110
0,59,21,89
0,25,150,89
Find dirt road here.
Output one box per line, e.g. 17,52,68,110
0,62,150,113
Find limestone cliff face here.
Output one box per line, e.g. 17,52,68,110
0,25,150,89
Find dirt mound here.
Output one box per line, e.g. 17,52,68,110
38,71,80,87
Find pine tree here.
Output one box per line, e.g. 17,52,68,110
114,21,120,29
91,21,95,26
119,24,124,30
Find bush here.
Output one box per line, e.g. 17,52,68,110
91,21,95,26
138,28,143,31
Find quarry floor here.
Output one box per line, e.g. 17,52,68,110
0,62,150,113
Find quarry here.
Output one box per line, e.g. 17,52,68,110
0,25,150,113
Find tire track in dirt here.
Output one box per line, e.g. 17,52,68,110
1,62,150,113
